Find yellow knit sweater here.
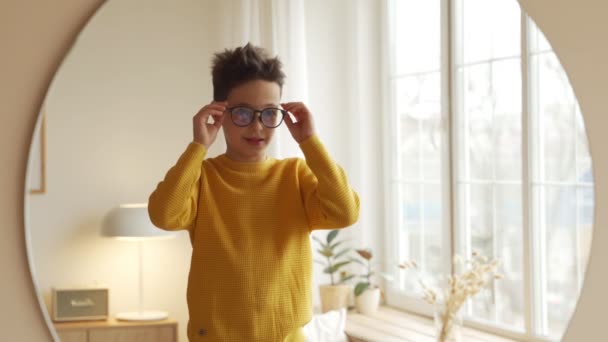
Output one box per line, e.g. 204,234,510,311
148,135,360,341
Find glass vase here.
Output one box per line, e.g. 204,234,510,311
433,302,463,342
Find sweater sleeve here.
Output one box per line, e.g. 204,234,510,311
298,135,360,230
148,142,206,231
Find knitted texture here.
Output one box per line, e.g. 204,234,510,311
148,135,360,341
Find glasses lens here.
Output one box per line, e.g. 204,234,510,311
261,108,283,128
231,107,254,126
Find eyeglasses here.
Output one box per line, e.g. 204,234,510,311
226,106,288,128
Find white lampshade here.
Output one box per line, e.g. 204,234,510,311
101,203,174,240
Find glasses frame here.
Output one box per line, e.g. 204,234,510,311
226,106,288,128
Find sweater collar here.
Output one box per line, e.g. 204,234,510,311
215,154,276,172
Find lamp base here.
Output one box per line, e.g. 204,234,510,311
115,310,168,321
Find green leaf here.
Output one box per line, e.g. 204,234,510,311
312,236,325,247
324,261,351,274
317,248,333,258
354,282,371,296
314,259,326,266
333,248,351,260
329,240,344,251
326,229,339,244
350,258,366,266
339,274,355,283
332,261,351,270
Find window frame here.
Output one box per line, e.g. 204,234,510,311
382,1,591,341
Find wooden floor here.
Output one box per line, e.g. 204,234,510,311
345,306,521,342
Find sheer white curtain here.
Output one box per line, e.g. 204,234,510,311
217,0,308,159
220,0,383,266
343,0,384,258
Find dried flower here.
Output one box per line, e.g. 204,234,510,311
400,253,503,342
399,260,419,271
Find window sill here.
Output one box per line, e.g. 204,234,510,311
345,306,520,342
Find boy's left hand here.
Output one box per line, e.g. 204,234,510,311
281,102,316,143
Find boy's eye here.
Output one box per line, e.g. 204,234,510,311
261,109,280,125
232,107,253,123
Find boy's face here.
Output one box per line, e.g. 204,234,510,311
223,79,281,162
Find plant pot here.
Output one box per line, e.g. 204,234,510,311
319,284,351,313
355,287,381,315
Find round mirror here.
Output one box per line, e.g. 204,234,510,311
25,1,594,341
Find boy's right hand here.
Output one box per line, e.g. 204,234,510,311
193,101,226,149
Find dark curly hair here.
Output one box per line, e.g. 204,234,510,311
211,43,286,101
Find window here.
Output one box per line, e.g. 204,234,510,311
385,0,594,340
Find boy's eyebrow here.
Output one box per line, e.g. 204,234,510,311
232,102,280,108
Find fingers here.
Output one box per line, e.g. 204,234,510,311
212,111,225,128
282,102,308,123
194,101,227,125
201,101,228,112
281,102,306,112
283,112,294,128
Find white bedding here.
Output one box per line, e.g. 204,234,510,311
302,308,348,342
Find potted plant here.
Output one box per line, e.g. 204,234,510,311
351,248,387,315
313,229,354,313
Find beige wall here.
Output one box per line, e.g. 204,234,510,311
0,0,604,341
26,2,226,342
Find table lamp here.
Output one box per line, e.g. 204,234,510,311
101,203,175,321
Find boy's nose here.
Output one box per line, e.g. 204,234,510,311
251,117,264,130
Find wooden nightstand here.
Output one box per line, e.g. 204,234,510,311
53,317,178,342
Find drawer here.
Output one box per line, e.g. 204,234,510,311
88,326,176,342
56,329,87,342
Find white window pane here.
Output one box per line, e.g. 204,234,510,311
492,60,522,181
493,59,522,116
459,63,493,180
463,184,492,321
495,185,525,330
535,52,577,182
401,184,421,226
469,185,493,251
458,172,523,327
459,59,521,181
421,184,444,276
421,118,443,182
394,0,440,74
494,115,522,181
398,184,445,292
528,17,552,54
398,117,421,180
577,187,594,275
396,74,441,181
456,0,521,65
542,186,579,338
576,106,593,180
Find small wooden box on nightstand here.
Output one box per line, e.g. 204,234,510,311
53,317,178,342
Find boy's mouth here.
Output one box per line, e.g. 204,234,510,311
244,137,265,145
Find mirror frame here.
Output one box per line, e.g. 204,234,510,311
0,0,605,340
